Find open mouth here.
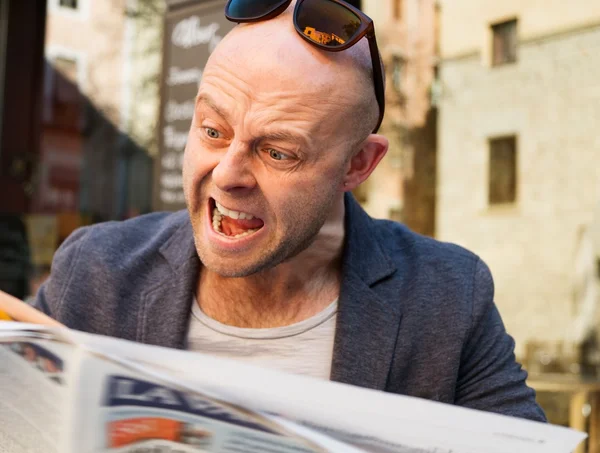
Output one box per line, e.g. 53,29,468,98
209,198,265,239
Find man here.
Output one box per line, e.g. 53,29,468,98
33,0,545,421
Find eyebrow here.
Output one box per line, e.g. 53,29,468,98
263,131,307,146
195,93,310,149
195,93,229,121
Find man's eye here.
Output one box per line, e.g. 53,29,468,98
204,127,221,139
267,149,289,161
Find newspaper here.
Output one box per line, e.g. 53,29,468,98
0,322,587,453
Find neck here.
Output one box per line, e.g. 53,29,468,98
197,197,346,328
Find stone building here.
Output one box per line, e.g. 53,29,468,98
40,0,160,224
437,0,600,356
358,0,439,236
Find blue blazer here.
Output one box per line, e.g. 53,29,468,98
34,194,546,422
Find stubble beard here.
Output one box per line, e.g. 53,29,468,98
190,191,338,279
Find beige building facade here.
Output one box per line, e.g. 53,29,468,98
46,0,126,126
437,0,600,356
361,0,439,236
41,0,161,221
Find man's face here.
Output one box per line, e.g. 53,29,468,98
183,27,358,277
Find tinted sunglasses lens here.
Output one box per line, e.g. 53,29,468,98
226,0,288,19
296,0,362,47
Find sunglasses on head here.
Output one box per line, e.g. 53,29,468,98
225,0,385,134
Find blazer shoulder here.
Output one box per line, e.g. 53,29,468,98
34,211,191,330
370,218,492,328
373,218,481,271
49,210,191,291
71,211,188,263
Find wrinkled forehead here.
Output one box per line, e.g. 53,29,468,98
199,11,369,119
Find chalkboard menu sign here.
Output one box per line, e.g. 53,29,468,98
154,0,234,211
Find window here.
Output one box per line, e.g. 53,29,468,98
59,0,78,9
50,0,89,19
393,0,403,21
491,19,517,66
489,136,517,205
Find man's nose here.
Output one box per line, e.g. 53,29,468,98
211,141,257,193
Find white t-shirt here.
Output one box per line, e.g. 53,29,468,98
186,298,338,380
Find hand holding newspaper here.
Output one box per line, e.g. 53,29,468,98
0,289,62,326
0,292,587,453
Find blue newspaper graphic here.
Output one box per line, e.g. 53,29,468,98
102,375,321,453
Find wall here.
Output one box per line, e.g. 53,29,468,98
437,12,600,355
361,0,438,228
127,0,164,159
440,0,600,59
43,0,156,219
46,0,126,123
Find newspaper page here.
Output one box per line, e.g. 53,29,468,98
0,323,587,453
55,326,586,453
0,324,363,453
69,350,364,453
0,331,76,453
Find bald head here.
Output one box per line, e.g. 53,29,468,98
201,2,380,146
183,2,389,277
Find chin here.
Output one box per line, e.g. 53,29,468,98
200,256,266,278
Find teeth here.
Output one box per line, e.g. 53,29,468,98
212,201,260,239
215,200,255,220
212,208,222,233
233,229,258,238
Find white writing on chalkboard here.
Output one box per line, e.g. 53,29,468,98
161,173,183,190
161,152,184,171
161,189,186,204
166,100,195,122
167,66,203,86
164,126,188,150
172,16,223,51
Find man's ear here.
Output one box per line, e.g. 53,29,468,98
342,134,389,191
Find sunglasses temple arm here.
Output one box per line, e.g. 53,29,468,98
368,29,386,134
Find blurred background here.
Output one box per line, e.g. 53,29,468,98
0,0,599,448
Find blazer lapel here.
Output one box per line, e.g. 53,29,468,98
137,198,406,379
330,195,404,390
140,215,200,349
